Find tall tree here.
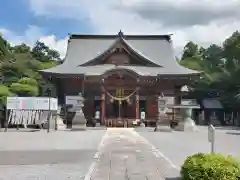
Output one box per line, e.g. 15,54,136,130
181,41,201,60
0,36,60,97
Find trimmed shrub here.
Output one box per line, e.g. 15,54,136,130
10,83,38,96
18,77,38,87
181,153,240,180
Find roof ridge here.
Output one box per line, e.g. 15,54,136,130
70,34,172,41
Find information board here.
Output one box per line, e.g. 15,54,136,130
7,97,58,110
65,96,84,105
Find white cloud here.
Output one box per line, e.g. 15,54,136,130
1,0,239,59
28,0,240,54
0,26,68,58
39,35,68,58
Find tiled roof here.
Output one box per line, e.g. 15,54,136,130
40,33,199,76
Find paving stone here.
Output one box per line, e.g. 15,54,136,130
0,130,106,179
90,128,176,180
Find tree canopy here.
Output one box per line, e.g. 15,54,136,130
0,35,63,103
179,31,240,108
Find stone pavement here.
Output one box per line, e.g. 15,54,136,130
0,129,106,180
137,126,240,168
0,126,238,179
88,128,180,180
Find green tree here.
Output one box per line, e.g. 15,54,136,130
0,36,60,97
0,85,12,104
11,43,31,54
181,41,201,60
180,31,240,108
0,35,12,62
9,78,39,97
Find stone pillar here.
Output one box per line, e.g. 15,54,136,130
101,92,105,125
174,86,181,119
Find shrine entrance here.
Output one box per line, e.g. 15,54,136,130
101,69,139,127
112,99,129,118
105,88,135,120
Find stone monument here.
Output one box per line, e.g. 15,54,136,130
155,96,172,132
71,93,87,131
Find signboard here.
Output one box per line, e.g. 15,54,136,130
6,97,58,110
65,96,84,105
181,99,198,106
208,124,215,142
208,124,215,153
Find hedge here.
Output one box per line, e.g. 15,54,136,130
181,153,240,180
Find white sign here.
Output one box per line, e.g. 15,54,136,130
140,111,146,120
65,96,84,105
7,97,58,110
208,124,215,153
181,99,198,106
208,124,215,142
95,110,100,119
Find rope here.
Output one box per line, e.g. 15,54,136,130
101,85,137,101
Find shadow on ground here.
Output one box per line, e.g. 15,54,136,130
226,132,240,135
165,177,181,180
0,129,41,132
215,126,240,130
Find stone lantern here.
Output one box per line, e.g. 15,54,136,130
155,95,172,132
71,93,87,130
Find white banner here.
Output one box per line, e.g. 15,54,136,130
65,96,84,105
7,97,58,110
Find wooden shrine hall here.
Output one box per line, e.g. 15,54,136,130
40,30,200,127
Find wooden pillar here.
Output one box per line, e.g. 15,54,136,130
174,85,181,120
136,92,140,120
101,92,105,125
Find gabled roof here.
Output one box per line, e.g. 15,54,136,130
40,31,200,76
64,32,174,67
81,34,162,67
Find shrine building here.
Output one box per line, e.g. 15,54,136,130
40,31,200,126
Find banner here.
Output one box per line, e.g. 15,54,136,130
7,97,58,110
65,96,84,105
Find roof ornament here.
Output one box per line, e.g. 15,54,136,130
118,30,124,37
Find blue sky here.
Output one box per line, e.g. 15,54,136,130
0,0,93,39
0,0,238,57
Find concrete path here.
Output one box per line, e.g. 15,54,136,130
137,126,240,168
88,128,179,180
0,129,106,180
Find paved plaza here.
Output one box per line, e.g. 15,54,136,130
0,126,239,179
0,129,105,180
